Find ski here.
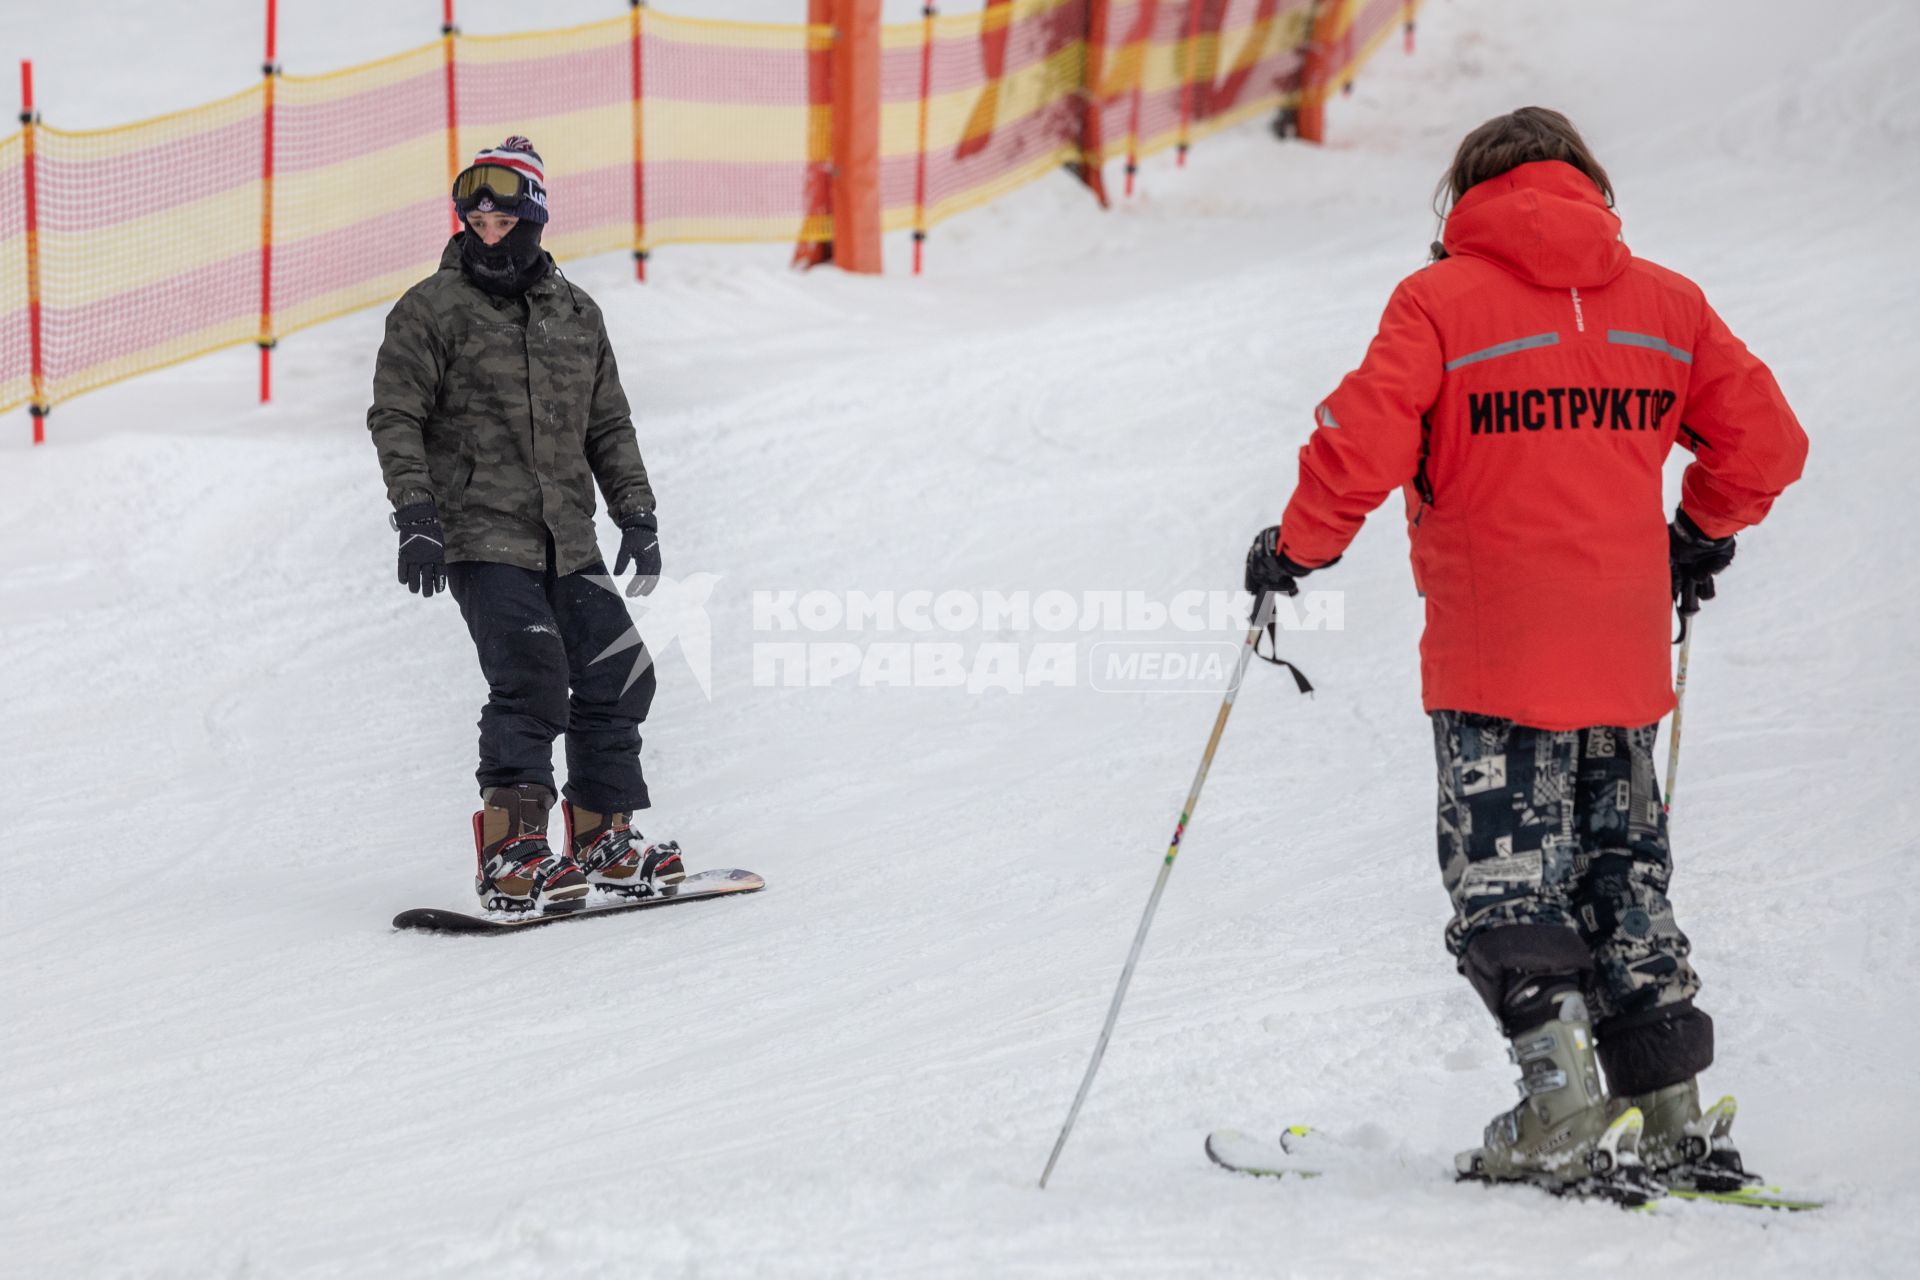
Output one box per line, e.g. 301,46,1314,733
1204,1127,1322,1180
1204,1128,1825,1212
393,868,764,935
1665,1184,1825,1212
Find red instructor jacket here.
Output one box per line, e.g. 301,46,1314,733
1279,161,1808,730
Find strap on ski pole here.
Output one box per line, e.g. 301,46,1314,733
1673,577,1700,645
1253,603,1315,695
1038,595,1312,1189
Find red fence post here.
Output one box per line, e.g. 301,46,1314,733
442,0,460,236
259,0,278,404
911,2,936,275
630,0,648,281
1123,0,1156,197
1070,0,1111,207
1175,0,1202,165
19,60,46,443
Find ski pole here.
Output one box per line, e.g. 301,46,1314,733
1039,598,1300,1189
1664,579,1700,817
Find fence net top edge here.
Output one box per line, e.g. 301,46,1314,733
35,82,266,141
463,10,833,45
32,10,835,139
887,0,1082,40
277,38,450,88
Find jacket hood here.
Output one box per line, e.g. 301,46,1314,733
1441,161,1629,289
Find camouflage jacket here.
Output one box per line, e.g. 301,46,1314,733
367,237,654,575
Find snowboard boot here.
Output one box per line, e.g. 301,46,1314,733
1615,1079,1758,1193
474,784,590,915
563,801,685,899
1455,983,1657,1204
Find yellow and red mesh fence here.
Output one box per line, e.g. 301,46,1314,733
34,88,267,407
0,0,1415,421
0,129,29,414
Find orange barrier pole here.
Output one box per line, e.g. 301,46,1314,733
442,0,460,236
1294,0,1345,143
19,61,46,443
791,0,834,269
1123,0,1156,197
630,0,648,281
1403,1,1415,53
830,0,883,274
258,0,278,404
1175,0,1202,166
911,2,936,275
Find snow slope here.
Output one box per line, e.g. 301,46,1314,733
5,1,1920,1275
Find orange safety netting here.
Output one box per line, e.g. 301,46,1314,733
1,1,1416,420
883,0,1090,235
880,0,1413,238
34,88,266,408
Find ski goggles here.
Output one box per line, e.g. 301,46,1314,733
451,163,535,205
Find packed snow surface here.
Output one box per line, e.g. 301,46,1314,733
5,1,1918,1275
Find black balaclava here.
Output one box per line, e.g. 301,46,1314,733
459,219,550,298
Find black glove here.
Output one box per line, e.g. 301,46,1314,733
614,511,661,598
1245,526,1333,603
392,501,446,598
1668,507,1736,617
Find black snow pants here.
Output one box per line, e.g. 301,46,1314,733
447,551,655,815
1432,711,1713,1095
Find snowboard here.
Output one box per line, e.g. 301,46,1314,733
393,868,764,935
1205,1127,1824,1212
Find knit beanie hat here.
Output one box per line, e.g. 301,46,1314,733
452,136,550,225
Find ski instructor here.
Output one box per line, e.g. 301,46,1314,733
368,136,684,916
1243,109,1806,1197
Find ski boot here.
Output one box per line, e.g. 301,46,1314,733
1616,1079,1758,1193
1455,984,1659,1205
474,784,589,915
563,801,685,899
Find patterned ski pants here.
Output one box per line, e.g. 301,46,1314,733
1432,711,1703,1036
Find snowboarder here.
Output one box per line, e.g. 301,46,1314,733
1244,108,1807,1195
367,136,684,915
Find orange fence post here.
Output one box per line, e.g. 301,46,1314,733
630,0,648,281
831,0,883,273
19,61,46,443
1123,0,1156,197
791,0,880,273
1294,0,1346,144
442,0,460,236
259,0,278,404
911,2,936,275
1175,0,1202,166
